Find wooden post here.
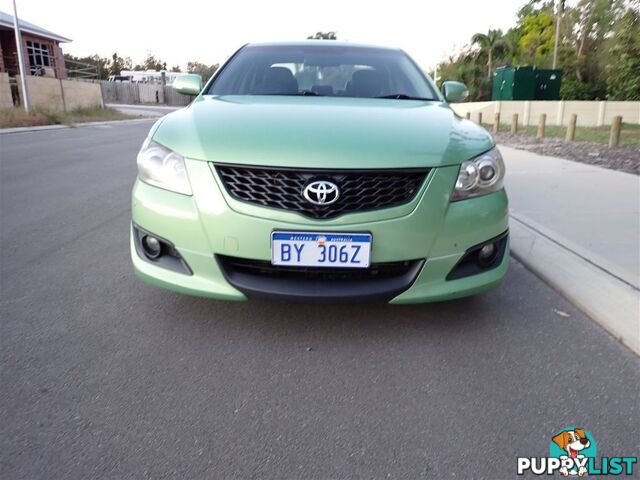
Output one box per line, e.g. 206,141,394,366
493,113,500,133
609,116,622,148
477,112,483,125
566,114,577,141
59,79,67,112
510,114,518,134
536,114,546,140
160,71,166,104
465,112,470,120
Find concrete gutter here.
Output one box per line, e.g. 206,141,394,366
106,104,181,118
0,118,155,135
509,212,639,355
105,103,179,111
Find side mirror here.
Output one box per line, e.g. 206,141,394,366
173,74,202,96
441,81,469,103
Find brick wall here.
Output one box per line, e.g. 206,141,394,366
0,29,18,76
0,28,68,79
51,42,67,79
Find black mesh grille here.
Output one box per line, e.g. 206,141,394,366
217,255,419,282
215,165,429,219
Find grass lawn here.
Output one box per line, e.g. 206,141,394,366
0,106,140,129
486,122,640,146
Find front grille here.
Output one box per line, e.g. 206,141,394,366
215,165,429,219
217,255,419,282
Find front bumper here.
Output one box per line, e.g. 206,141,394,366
131,160,509,303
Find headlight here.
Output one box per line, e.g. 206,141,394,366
451,147,505,201
136,138,192,195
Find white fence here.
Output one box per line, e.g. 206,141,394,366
451,101,640,127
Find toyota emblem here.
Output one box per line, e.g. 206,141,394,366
302,180,340,206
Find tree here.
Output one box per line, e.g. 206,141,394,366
307,31,337,40
518,9,555,65
605,8,640,100
471,29,506,79
502,27,524,64
435,0,638,100
186,61,219,83
108,52,132,76
437,49,489,100
571,0,618,81
142,53,167,71
170,65,182,73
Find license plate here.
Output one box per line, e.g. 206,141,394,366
271,231,371,268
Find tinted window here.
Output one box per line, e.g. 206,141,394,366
207,45,437,100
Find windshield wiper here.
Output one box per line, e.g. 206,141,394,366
376,94,431,100
254,90,323,97
268,90,322,96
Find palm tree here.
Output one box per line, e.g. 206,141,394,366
502,30,521,64
471,29,506,79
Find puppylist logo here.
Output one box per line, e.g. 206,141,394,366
517,427,638,476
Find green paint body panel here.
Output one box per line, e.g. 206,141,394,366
132,92,509,303
152,96,493,169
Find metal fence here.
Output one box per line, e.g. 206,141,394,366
98,81,192,106
65,59,99,79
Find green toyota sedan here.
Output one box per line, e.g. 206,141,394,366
131,41,508,303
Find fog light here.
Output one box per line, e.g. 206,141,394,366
142,235,162,259
478,242,497,267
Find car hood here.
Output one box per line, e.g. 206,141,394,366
152,95,493,169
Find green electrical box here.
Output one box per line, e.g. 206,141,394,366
535,69,563,100
492,66,562,101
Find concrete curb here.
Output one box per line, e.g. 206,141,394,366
0,118,155,135
510,213,640,355
105,103,179,111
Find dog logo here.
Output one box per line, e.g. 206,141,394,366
518,427,637,476
551,428,594,476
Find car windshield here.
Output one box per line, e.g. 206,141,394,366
206,44,438,100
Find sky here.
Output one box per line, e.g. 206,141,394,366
1,0,523,72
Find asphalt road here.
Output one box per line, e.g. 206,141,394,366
1,121,639,479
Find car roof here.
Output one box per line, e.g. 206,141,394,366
245,40,401,51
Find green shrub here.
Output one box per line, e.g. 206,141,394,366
560,79,607,100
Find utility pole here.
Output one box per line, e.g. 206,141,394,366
12,0,30,113
552,0,564,69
